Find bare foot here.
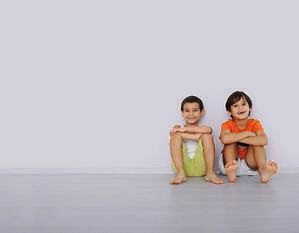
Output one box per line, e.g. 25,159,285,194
169,172,187,185
225,160,237,183
204,172,224,184
259,160,278,183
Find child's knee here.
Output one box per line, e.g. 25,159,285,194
169,133,182,144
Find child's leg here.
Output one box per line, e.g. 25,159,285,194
223,143,238,183
169,133,187,184
201,134,224,184
245,146,278,183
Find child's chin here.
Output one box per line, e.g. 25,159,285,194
235,115,249,120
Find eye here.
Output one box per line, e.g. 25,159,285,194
233,104,238,108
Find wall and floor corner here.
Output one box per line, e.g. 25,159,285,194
1,2,299,233
1,1,299,174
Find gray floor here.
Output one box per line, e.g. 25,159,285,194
0,173,298,233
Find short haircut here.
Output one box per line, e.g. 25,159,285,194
225,91,252,111
181,96,204,111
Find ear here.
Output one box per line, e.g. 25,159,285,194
227,110,232,116
200,109,205,117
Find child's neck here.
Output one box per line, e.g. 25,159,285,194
233,118,249,130
184,122,199,127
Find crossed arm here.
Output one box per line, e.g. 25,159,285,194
220,130,268,146
169,124,212,141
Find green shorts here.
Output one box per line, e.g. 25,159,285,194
171,140,206,177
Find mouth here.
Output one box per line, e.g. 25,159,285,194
237,111,247,115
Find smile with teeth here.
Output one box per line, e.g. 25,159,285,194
238,111,246,115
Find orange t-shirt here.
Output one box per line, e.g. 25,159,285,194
221,119,263,159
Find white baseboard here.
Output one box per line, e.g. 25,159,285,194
0,167,173,174
0,167,298,174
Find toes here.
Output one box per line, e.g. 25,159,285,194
170,178,178,184
169,178,180,184
268,160,278,167
225,160,237,168
175,178,181,184
205,175,224,184
173,179,180,185
268,160,274,166
274,163,279,169
215,179,224,184
213,176,224,184
268,160,279,170
169,176,186,185
225,161,233,168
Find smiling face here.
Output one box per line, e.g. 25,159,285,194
225,91,253,120
181,102,203,126
228,97,251,120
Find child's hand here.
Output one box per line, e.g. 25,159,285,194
246,131,257,137
169,124,182,136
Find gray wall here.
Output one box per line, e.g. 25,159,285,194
1,1,298,172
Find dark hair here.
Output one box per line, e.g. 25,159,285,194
181,96,204,111
225,91,252,112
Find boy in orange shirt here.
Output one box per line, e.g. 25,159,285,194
218,91,278,183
